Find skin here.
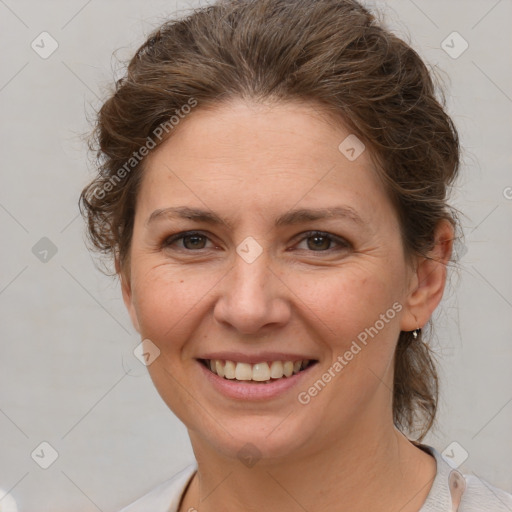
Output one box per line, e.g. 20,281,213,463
119,99,454,512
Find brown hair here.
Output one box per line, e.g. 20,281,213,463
79,0,460,440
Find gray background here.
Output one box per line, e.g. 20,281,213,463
0,0,511,510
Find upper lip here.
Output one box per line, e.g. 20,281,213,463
197,352,318,364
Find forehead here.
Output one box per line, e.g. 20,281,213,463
146,99,360,169
136,99,394,226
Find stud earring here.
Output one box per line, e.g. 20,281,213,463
412,328,421,340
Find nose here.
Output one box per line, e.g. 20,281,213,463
213,250,292,335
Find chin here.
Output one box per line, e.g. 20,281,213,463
186,410,326,466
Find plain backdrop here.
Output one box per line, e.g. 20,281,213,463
1,0,511,510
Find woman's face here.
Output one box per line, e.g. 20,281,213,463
122,99,421,462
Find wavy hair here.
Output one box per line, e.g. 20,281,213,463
79,0,460,440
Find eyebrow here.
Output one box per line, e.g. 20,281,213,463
146,205,365,229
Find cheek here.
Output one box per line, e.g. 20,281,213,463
285,265,403,397
130,248,405,354
130,265,211,343
285,265,402,338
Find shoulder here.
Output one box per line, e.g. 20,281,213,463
117,463,197,512
460,474,512,511
418,443,512,512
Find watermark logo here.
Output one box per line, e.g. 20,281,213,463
441,32,469,60
297,301,402,404
338,134,366,161
93,97,198,200
32,237,58,263
452,236,468,261
31,32,59,59
442,441,469,469
236,236,263,264
237,442,262,468
31,441,59,469
0,487,18,511
134,339,161,366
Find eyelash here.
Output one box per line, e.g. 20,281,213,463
161,230,351,253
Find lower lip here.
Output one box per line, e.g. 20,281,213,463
197,360,317,401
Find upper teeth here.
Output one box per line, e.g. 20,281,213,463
206,359,311,381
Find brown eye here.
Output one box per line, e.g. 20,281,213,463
182,234,208,249
162,231,213,250
307,234,332,251
295,231,351,252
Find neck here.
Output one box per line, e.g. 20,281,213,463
180,421,436,512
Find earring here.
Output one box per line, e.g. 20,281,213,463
412,328,421,340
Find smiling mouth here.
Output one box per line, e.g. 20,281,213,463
198,358,318,383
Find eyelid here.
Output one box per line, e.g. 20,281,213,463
162,230,217,249
292,230,351,251
162,230,351,252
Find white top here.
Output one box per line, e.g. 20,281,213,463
118,444,512,511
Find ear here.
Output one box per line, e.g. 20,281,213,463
400,219,454,332
116,254,141,334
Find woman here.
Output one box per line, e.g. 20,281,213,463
79,0,512,510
